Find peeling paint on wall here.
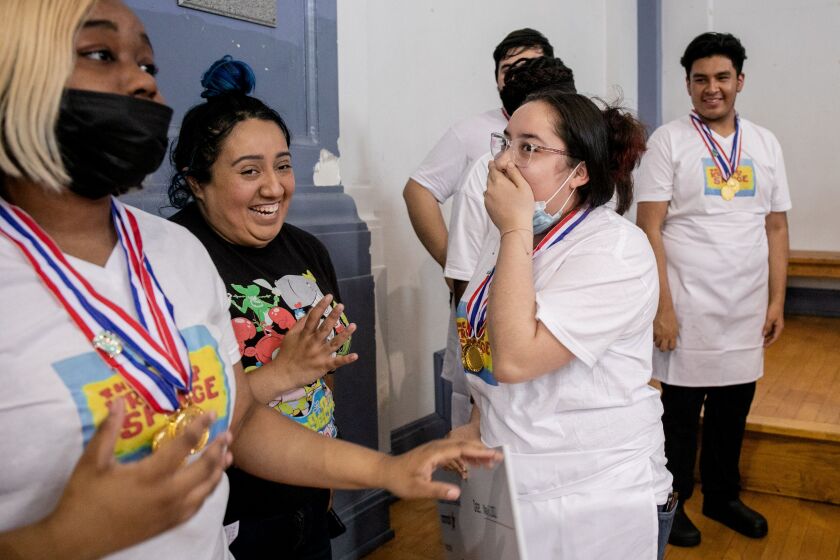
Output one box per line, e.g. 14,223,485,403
312,148,341,186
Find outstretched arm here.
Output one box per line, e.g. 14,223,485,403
637,201,679,352
230,362,500,499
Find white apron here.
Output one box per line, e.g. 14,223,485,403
639,115,792,387
511,429,661,559
654,206,768,387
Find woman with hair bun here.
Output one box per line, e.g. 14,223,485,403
168,55,349,559
448,91,675,559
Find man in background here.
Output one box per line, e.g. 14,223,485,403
636,32,790,548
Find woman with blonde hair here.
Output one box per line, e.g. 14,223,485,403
0,1,498,557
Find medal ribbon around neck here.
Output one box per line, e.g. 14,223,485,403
465,206,593,340
0,197,192,413
689,110,743,182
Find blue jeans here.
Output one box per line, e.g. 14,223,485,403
657,501,677,560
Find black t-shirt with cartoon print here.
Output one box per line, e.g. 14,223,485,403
171,202,348,556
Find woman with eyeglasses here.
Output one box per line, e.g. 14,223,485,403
448,91,675,559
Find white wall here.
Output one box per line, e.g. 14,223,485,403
661,0,840,251
337,1,638,438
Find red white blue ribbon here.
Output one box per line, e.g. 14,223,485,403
689,111,742,181
0,197,192,413
465,206,592,338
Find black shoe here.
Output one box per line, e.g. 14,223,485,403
668,505,701,547
702,498,768,538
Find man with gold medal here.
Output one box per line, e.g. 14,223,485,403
637,33,791,548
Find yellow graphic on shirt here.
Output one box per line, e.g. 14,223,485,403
703,158,756,197
55,325,233,463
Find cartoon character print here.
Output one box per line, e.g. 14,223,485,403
229,270,350,435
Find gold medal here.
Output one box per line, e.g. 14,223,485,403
151,403,209,454
721,176,740,201
462,339,484,373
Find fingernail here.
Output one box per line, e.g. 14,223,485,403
445,488,459,500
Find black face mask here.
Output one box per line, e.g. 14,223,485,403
56,89,173,199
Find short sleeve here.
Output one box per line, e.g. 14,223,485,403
635,127,675,202
410,127,469,203
769,135,793,212
445,154,493,281
535,247,656,368
207,264,240,366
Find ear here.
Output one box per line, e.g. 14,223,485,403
685,76,691,96
568,161,589,191
736,72,745,93
185,172,204,201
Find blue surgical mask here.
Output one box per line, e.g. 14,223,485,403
532,162,582,234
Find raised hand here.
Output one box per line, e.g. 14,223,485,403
253,294,358,402
380,439,502,501
1,399,232,559
485,160,535,233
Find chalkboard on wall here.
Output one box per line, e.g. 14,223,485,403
177,0,276,27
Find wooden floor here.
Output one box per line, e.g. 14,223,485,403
754,315,840,427
363,494,840,560
363,316,840,559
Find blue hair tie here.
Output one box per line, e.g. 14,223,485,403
200,55,256,98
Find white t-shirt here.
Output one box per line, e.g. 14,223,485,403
457,207,671,490
410,108,507,203
635,115,792,386
444,152,493,281
0,207,240,559
455,207,672,557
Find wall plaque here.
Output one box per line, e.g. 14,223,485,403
177,0,276,28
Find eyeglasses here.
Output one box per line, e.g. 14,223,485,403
490,132,570,168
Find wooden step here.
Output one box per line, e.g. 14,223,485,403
697,315,840,504
739,415,840,504
788,250,840,279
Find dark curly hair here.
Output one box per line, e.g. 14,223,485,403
525,91,647,215
492,28,554,79
500,56,576,116
168,55,291,208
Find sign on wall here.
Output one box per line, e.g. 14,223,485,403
177,0,276,27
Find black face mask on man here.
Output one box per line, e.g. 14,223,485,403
56,89,173,199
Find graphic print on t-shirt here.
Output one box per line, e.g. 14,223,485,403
455,299,497,386
703,158,756,197
228,270,349,437
52,324,232,463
